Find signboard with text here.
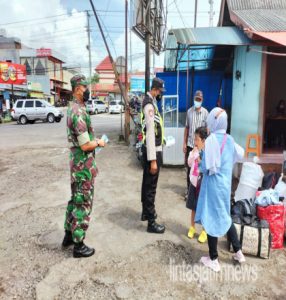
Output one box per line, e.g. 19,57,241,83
36,48,52,57
0,62,27,85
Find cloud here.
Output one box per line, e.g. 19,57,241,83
0,0,222,73
0,0,102,74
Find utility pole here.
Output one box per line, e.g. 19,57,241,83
209,0,214,27
86,10,92,99
145,0,151,93
194,0,198,28
124,0,130,143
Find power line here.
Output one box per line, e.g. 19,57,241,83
0,10,128,26
173,0,188,28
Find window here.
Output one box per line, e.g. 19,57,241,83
35,59,46,75
16,101,23,108
36,101,43,108
110,101,116,105
25,101,34,108
24,59,32,75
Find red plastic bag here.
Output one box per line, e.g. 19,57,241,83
257,204,285,249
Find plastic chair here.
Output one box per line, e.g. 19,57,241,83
245,134,261,157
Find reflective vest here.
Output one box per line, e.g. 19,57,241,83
141,94,164,147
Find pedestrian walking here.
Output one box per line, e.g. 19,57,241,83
62,74,105,258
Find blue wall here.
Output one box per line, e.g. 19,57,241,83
157,70,233,113
231,46,263,148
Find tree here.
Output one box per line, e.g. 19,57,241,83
90,73,99,84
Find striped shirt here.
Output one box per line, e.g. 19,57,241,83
185,106,209,147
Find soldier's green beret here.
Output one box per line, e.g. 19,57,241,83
70,74,89,88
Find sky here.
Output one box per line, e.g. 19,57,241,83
0,0,222,74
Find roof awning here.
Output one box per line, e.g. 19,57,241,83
170,26,253,46
249,31,286,46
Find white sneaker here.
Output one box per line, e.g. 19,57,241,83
200,256,221,272
233,250,246,263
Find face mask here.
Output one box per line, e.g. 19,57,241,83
156,94,162,102
83,88,90,102
194,100,202,108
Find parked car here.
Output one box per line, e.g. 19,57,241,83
109,100,125,114
86,99,108,114
11,99,64,125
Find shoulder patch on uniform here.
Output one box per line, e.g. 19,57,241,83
148,108,154,117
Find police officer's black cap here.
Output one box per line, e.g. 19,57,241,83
151,77,166,92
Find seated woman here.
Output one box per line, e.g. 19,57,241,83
195,107,245,272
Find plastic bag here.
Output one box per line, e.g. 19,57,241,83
257,204,285,249
255,189,280,207
275,176,286,200
234,162,264,202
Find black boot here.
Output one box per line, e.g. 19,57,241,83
62,230,74,248
73,242,95,258
141,212,157,221
147,220,165,234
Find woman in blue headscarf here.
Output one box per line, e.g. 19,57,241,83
195,107,245,272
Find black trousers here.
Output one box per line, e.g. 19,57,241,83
141,147,162,221
185,146,193,189
207,223,241,260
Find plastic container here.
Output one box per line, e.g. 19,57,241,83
94,134,109,155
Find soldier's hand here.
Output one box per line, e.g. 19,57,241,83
150,160,158,175
97,139,105,147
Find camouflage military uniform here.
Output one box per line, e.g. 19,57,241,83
64,99,98,243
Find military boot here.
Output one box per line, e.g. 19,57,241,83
73,242,95,258
147,220,165,234
62,230,74,248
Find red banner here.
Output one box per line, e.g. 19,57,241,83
0,62,27,85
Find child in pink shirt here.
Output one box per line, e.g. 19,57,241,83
186,127,208,243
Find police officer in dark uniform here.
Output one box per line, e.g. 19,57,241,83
141,78,165,234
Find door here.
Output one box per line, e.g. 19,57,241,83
35,100,46,119
24,100,35,119
15,100,24,118
162,95,185,165
97,101,105,112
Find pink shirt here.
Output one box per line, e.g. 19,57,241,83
188,148,200,187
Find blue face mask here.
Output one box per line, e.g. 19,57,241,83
194,100,202,108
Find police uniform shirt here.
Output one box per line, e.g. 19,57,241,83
144,92,162,161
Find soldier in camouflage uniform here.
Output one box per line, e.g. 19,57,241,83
62,74,105,258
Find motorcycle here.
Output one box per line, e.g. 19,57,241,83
133,116,144,168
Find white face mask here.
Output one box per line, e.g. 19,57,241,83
194,100,202,108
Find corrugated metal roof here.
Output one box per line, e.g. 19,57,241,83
228,0,286,10
251,31,286,46
170,26,252,45
227,0,286,31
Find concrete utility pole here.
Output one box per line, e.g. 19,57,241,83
86,10,92,99
89,0,131,143
209,0,215,27
125,0,130,142
194,0,198,28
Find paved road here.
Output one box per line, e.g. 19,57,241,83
0,110,124,150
